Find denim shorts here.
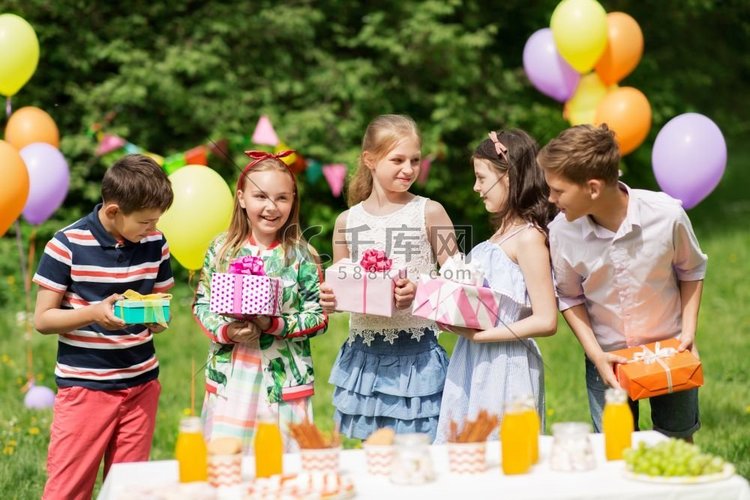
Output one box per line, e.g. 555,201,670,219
585,356,700,438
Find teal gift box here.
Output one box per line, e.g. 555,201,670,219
114,291,171,326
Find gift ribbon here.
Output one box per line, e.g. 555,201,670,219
231,276,281,317
628,341,677,393
121,290,172,327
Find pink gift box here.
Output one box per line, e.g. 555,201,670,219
411,275,502,330
209,273,283,318
324,259,404,317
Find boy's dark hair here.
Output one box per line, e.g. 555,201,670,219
537,124,620,185
474,129,557,233
101,154,174,214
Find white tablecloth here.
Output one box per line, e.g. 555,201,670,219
99,431,750,500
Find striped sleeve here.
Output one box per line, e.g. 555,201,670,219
153,238,175,293
33,232,73,293
192,237,234,344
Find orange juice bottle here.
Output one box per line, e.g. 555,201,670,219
521,396,541,464
603,387,634,460
500,402,532,475
175,416,208,482
254,409,283,478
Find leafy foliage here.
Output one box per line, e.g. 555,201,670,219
1,0,748,286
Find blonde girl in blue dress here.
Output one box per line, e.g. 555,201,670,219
320,114,457,441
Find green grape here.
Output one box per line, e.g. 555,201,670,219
625,438,727,477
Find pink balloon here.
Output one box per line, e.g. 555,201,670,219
652,113,727,209
19,142,70,225
523,28,581,102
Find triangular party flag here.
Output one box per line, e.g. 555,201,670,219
252,115,279,146
95,134,126,156
322,163,347,197
208,138,230,160
305,159,323,184
274,142,298,167
123,142,142,154
163,154,187,175
418,154,435,185
143,152,164,166
185,145,208,166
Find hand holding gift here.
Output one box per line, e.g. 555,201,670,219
412,254,502,330
323,249,405,317
209,256,283,319
611,338,703,400
114,290,172,328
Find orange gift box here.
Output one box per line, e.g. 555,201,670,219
611,338,703,401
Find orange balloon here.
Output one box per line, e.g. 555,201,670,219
595,87,652,155
4,106,60,150
595,12,644,86
0,140,30,236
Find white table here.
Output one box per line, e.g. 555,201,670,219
99,431,750,500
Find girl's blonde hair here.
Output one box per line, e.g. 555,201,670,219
216,158,307,268
347,114,421,207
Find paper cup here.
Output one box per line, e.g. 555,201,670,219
363,444,395,475
447,442,487,474
299,447,341,473
207,453,242,487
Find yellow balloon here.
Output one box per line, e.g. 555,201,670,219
0,14,40,97
564,73,610,125
551,0,608,73
158,165,234,270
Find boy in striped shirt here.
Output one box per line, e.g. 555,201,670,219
33,154,174,499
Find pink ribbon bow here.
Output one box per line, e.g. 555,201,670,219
229,255,266,276
359,249,392,273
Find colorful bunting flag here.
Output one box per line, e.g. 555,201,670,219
305,159,323,184
163,154,187,175
185,145,208,166
143,152,164,166
95,134,126,156
418,154,435,185
322,164,347,197
252,115,279,146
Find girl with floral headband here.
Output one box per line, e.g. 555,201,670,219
193,150,327,451
320,114,457,441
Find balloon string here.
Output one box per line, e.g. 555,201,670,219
5,97,11,118
14,222,35,389
190,358,196,417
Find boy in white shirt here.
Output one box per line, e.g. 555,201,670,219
538,124,707,439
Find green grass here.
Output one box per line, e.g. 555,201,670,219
2,140,749,498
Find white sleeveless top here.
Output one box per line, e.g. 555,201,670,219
345,195,437,344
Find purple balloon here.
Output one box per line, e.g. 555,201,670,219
652,113,727,209
523,28,581,102
24,383,56,409
19,142,70,225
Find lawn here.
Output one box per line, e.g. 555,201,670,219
1,139,748,498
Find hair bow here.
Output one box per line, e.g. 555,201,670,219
238,149,296,187
488,131,510,165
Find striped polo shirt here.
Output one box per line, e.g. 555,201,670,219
33,204,174,390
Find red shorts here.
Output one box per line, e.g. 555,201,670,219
43,379,160,500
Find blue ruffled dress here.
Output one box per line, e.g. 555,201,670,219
329,196,449,441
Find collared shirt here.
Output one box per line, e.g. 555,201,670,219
549,184,707,351
33,204,174,390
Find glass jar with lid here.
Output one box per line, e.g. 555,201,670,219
549,422,596,472
389,433,435,485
